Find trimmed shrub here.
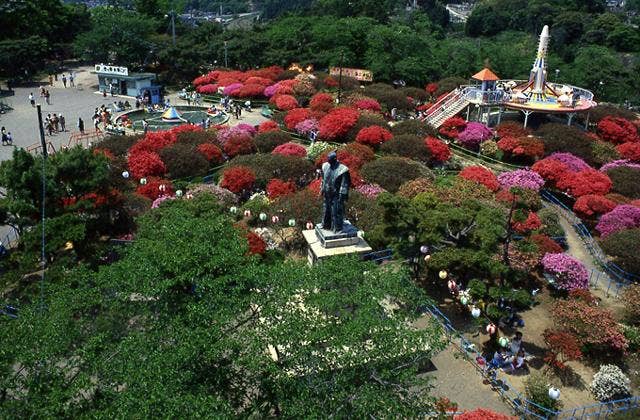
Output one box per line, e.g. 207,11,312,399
128,150,167,179
617,142,640,161
398,178,437,199
457,122,493,150
496,121,531,138
254,131,292,153
223,134,256,158
497,169,545,191
524,373,563,414
100,134,141,157
272,142,307,158
342,143,375,164
136,178,173,200
284,108,311,130
601,228,640,274
607,167,640,199
159,144,209,179
346,111,389,141
309,92,334,112
621,284,640,325
176,129,217,147
557,169,612,197
360,157,432,193
273,189,322,227
590,365,631,402
355,126,394,147
589,105,639,123
363,83,412,110
390,119,436,138
573,194,616,217
537,123,595,164
220,166,256,194
380,134,429,161
459,166,499,192
271,94,299,110
425,137,451,163
541,253,589,291
266,178,296,200
258,120,280,133
596,205,640,237
318,107,360,141
439,116,466,139
592,141,620,167
229,154,314,187
597,116,639,145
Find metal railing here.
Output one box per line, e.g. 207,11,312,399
421,304,640,419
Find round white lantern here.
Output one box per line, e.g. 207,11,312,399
122,171,130,179
288,219,296,227
244,209,252,218
420,245,429,254
548,387,560,400
140,178,147,185
439,270,448,280
259,212,267,221
498,336,509,348
175,190,183,197
229,206,238,214
486,323,497,335
424,254,431,262
271,215,280,224
471,307,481,318
158,184,166,192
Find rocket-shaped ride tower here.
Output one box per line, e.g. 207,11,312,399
517,25,559,102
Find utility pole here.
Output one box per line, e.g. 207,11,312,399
36,105,47,313
224,41,228,68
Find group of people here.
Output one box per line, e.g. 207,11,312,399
488,332,527,374
43,113,66,136
48,73,75,88
92,105,113,132
28,90,51,107
182,89,202,106
1,126,13,146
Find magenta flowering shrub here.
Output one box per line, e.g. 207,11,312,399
217,125,255,146
457,122,493,149
295,118,319,136
264,83,279,97
541,253,589,291
497,169,545,191
355,183,385,198
596,205,640,237
151,195,176,209
548,152,590,172
223,83,243,96
600,159,640,173
236,123,257,136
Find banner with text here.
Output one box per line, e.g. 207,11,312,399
329,67,373,82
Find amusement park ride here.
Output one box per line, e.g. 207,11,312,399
423,25,597,129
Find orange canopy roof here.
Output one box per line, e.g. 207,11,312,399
472,68,500,81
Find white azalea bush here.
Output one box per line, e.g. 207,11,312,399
590,364,631,402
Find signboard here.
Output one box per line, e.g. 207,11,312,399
94,64,129,76
329,67,373,82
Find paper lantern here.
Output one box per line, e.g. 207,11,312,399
439,270,448,280
548,387,560,400
175,190,183,197
460,296,468,305
158,184,166,192
447,279,457,291
122,171,130,179
271,215,280,224
288,219,296,227
424,254,431,262
498,336,509,348
140,178,147,185
471,307,481,318
306,221,314,230
244,209,252,218
420,245,429,254
259,212,267,221
229,206,238,214
486,323,497,335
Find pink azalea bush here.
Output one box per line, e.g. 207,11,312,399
541,253,589,291
223,83,243,96
497,169,545,191
295,118,319,136
236,123,257,136
264,83,279,97
151,195,176,209
599,159,640,172
272,142,307,158
457,122,493,150
355,183,385,198
548,152,590,172
217,125,255,146
596,205,640,237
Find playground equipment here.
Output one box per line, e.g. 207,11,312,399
161,106,187,123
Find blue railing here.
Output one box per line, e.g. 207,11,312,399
421,304,639,419
540,189,640,296
363,249,393,264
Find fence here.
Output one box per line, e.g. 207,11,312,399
422,304,640,419
540,189,639,297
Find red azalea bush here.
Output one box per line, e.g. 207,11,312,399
129,131,176,155
439,116,467,139
597,116,639,145
272,142,307,158
309,92,335,112
354,98,382,112
196,143,224,163
284,108,311,130
307,178,321,196
220,166,256,194
532,234,564,255
246,231,267,255
543,329,583,371
315,149,364,171
556,168,612,197
498,136,545,159
459,166,499,192
244,76,272,86
258,120,280,133
223,134,256,158
266,178,296,199
512,211,542,233
425,137,451,163
343,142,376,163
531,158,571,188
234,83,266,98
573,194,616,217
617,142,640,161
355,125,393,147
425,82,438,96
196,84,218,94
496,121,531,138
271,94,299,110
136,178,173,200
455,408,515,420
128,150,167,179
319,107,360,141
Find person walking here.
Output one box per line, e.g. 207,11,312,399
1,127,7,145
62,74,67,88
142,118,149,134
29,92,35,107
59,114,66,132
48,74,53,86
69,73,75,87
78,117,85,134
93,115,101,132
6,132,12,146
44,90,51,105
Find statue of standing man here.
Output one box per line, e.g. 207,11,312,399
321,151,350,233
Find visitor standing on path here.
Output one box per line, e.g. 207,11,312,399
48,74,53,86
59,114,66,132
62,74,67,88
6,132,13,146
44,90,51,105
78,117,85,134
69,73,75,87
29,93,35,107
142,118,149,134
1,127,7,145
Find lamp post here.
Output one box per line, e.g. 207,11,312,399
554,69,560,83
224,41,229,68
36,105,48,313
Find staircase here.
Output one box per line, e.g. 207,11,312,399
422,88,470,128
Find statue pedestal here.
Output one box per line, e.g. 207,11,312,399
303,221,372,265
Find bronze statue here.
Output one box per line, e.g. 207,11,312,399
321,151,350,233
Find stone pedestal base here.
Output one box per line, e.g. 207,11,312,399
314,221,359,248
303,225,372,265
